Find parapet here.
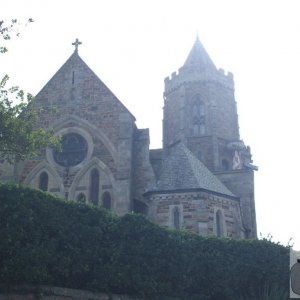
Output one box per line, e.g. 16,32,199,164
164,66,234,96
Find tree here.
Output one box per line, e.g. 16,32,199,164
0,19,58,163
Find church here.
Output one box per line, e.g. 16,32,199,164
1,37,257,239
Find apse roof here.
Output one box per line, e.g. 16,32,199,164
147,142,236,198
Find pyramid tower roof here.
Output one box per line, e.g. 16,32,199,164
183,36,217,72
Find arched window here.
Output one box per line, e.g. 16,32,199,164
192,103,199,119
174,207,180,230
199,101,205,116
102,191,111,210
90,169,100,205
76,193,86,203
222,159,230,171
216,210,224,237
39,172,48,191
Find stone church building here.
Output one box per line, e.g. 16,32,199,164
1,37,257,239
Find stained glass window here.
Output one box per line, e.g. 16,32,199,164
54,133,87,167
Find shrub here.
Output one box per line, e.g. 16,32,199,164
0,183,289,299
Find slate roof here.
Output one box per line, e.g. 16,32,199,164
148,142,235,198
183,36,217,72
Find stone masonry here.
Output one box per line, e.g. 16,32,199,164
0,37,257,239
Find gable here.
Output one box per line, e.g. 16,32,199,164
35,51,135,118
32,51,136,147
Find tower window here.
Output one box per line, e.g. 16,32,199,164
90,169,100,205
39,172,48,191
199,123,206,135
222,159,230,171
102,191,111,210
191,97,206,136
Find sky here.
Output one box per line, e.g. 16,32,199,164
2,0,300,249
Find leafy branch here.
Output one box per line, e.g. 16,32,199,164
0,19,59,163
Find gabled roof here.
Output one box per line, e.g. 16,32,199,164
183,36,217,72
147,142,235,198
35,49,136,121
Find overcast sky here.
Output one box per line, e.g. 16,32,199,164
2,0,300,249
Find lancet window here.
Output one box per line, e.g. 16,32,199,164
90,169,100,205
191,96,206,136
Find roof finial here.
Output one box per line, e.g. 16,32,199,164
72,38,82,53
196,30,199,41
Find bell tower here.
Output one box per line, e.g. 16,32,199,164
163,36,241,171
163,37,257,237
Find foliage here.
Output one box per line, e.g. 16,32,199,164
0,19,58,163
0,19,33,53
0,184,289,299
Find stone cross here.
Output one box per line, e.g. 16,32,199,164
72,38,82,52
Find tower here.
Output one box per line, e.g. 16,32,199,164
163,37,257,237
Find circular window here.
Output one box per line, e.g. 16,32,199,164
53,133,88,167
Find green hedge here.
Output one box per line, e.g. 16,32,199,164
0,184,289,299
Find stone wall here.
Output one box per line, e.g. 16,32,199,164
9,52,137,215
147,191,243,239
132,129,156,201
216,170,256,238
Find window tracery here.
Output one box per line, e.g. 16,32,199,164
53,133,88,167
